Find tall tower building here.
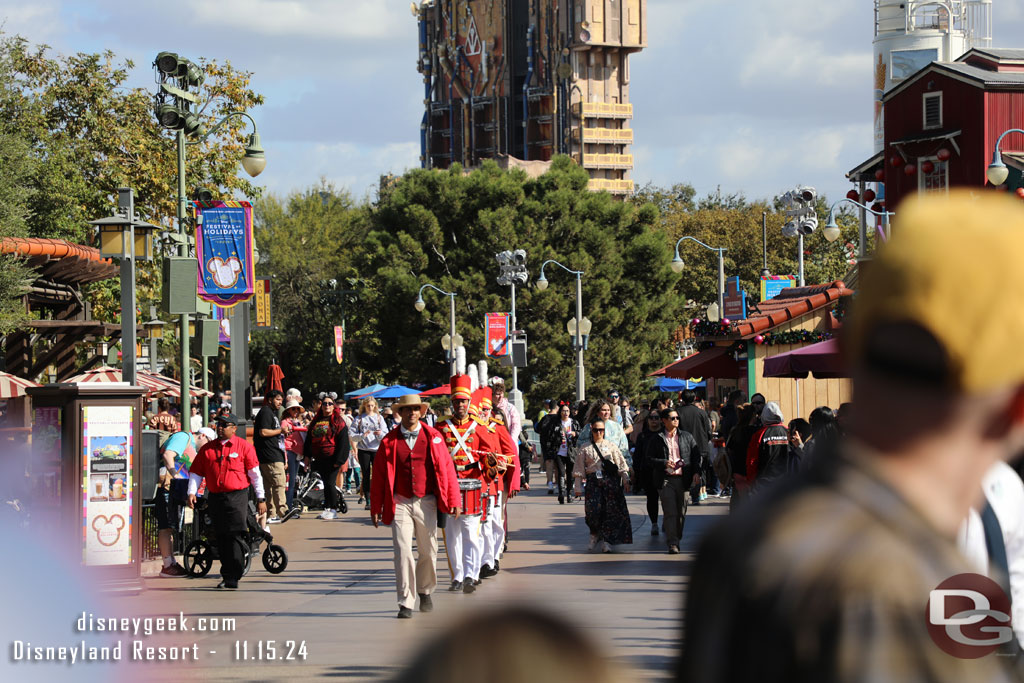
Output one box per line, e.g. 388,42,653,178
414,0,647,195
872,0,992,152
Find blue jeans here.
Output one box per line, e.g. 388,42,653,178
286,451,300,507
344,467,361,491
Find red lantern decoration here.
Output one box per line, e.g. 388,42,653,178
871,202,884,213
846,190,859,201
862,189,876,203
874,169,885,182
890,155,903,167
904,163,917,176
753,335,765,345
936,148,951,162
921,160,935,174
1016,188,1024,200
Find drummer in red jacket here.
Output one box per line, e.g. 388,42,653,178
475,387,519,578
370,393,461,619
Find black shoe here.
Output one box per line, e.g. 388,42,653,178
418,593,433,612
651,527,659,536
494,560,500,572
668,545,680,555
474,579,482,586
448,580,462,592
558,495,564,504
462,579,476,594
397,606,413,619
223,579,238,589
480,564,497,579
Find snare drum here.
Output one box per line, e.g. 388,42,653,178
458,478,484,516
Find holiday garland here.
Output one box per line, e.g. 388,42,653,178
754,330,833,346
689,318,736,337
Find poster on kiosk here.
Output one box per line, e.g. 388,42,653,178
82,405,134,566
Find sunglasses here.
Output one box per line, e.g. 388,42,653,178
648,415,661,420
592,428,605,433
666,416,679,421
323,402,335,406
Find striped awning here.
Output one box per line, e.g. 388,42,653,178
64,367,213,399
0,371,40,399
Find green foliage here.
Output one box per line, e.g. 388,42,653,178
0,49,34,332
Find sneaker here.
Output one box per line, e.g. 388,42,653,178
397,606,413,619
357,496,365,504
547,483,555,494
588,535,599,552
668,545,680,555
418,593,433,612
318,509,337,520
699,492,708,502
267,517,282,524
601,541,612,554
159,563,187,577
364,503,370,511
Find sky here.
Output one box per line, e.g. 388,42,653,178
0,0,1022,205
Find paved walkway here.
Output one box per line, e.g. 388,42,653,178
114,484,728,681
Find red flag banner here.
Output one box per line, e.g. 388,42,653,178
334,325,344,365
485,313,510,357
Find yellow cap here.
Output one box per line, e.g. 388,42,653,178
846,189,1024,393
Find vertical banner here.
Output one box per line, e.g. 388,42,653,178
214,304,231,347
82,405,134,566
485,312,510,357
254,278,272,329
334,324,345,364
193,201,255,308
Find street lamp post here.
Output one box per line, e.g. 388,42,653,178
91,187,160,387
536,260,586,402
824,199,894,252
987,128,1024,187
671,237,726,317
415,283,458,378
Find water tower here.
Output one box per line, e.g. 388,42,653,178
873,0,992,152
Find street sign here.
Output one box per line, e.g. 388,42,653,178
485,313,510,357
253,278,272,329
761,275,796,302
723,276,747,321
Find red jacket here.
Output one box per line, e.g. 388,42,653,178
370,423,460,526
491,421,520,494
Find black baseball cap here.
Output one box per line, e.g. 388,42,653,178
215,412,242,426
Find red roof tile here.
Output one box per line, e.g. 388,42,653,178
727,280,853,339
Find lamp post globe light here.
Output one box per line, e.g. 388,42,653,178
415,283,458,378
672,236,725,317
987,128,1024,187
153,50,266,419
537,259,586,402
824,198,894,255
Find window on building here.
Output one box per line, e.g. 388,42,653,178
918,157,948,194
923,92,942,130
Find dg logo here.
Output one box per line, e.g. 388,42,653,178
927,573,1014,658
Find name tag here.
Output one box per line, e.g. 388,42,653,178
595,470,603,480
228,452,239,459
433,436,443,445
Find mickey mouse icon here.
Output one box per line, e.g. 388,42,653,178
207,256,243,289
92,514,126,547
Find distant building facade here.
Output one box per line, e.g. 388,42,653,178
414,0,647,195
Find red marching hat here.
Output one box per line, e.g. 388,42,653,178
450,374,473,401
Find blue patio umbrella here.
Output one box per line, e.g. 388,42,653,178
365,384,422,399
653,377,706,392
344,383,386,398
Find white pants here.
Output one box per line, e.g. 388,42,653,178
391,494,438,609
482,492,505,567
446,513,483,582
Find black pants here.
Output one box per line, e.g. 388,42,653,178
313,457,343,510
208,489,249,582
554,455,574,498
357,449,375,505
659,476,688,548
646,484,660,526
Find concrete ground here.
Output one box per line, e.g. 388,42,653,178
115,482,728,682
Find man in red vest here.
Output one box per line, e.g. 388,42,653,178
438,376,495,593
371,393,461,619
186,413,266,589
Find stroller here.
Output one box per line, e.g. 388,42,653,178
288,460,348,518
183,492,288,577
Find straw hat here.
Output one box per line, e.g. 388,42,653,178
284,399,303,412
391,394,430,413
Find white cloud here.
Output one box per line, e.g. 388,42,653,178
181,0,409,40
0,3,61,42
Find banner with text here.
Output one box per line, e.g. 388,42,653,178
194,201,255,308
254,278,272,329
485,313,510,357
334,324,344,364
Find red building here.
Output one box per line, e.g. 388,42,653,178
848,48,1024,210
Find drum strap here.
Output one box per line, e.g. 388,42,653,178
446,420,477,462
